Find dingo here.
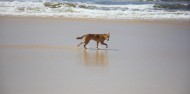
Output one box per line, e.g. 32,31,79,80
76,33,110,49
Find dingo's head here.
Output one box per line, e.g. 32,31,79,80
103,33,110,41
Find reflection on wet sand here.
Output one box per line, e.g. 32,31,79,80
0,45,77,51
79,49,109,66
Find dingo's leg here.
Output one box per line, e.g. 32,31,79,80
77,42,83,47
84,43,89,49
96,41,99,49
101,41,108,48
84,40,90,49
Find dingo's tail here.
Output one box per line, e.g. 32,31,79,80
76,35,85,39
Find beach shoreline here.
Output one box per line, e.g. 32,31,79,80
0,16,190,94
1,15,190,25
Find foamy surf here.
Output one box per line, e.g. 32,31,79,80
0,1,190,20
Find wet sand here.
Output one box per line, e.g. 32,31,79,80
0,16,190,94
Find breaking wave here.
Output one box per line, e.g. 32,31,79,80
0,1,190,20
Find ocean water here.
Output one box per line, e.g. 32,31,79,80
0,0,190,20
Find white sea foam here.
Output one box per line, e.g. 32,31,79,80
0,1,190,20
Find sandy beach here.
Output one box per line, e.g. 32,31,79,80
0,16,190,94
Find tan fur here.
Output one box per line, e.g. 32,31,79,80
76,33,110,49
